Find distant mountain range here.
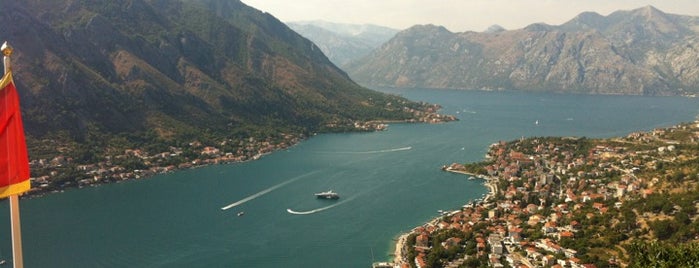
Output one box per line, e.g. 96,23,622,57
287,21,399,67
346,6,699,96
0,0,430,160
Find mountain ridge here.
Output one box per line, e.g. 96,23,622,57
346,6,699,96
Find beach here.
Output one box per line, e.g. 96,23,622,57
393,233,409,265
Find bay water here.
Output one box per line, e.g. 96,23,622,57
1,89,698,267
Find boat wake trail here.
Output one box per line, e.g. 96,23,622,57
337,146,412,154
221,170,320,211
286,196,356,215
286,207,333,215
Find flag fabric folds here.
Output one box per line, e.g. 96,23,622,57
0,71,30,198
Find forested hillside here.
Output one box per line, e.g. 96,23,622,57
0,0,438,160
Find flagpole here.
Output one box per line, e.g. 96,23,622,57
3,41,24,268
8,198,22,268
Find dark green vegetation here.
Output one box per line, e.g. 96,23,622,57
347,6,699,96
0,1,436,167
628,241,699,268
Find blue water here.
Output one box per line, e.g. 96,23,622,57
1,89,697,267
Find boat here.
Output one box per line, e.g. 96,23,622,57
314,190,340,199
237,211,245,216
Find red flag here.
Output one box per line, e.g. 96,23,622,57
0,71,30,198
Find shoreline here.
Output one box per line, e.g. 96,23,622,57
442,167,498,203
391,167,498,266
25,111,458,199
393,233,409,265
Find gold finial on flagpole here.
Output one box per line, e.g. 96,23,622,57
2,41,12,74
1,41,13,56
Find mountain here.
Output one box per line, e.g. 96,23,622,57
346,6,699,96
287,21,399,67
0,0,435,161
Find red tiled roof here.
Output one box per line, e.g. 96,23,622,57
560,231,574,238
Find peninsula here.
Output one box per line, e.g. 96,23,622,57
390,120,699,267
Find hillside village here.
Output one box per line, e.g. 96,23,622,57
390,119,699,268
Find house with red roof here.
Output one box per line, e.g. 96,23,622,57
414,253,427,268
558,231,575,240
415,233,429,248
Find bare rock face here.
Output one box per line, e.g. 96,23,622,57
346,6,699,96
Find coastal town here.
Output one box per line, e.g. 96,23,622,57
383,119,699,268
26,132,305,196
24,107,456,197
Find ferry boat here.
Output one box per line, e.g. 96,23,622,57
314,190,340,199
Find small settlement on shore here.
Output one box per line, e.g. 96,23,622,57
24,106,456,198
381,119,699,268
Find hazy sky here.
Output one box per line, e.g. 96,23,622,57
241,0,699,32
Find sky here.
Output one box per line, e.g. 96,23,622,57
240,0,699,32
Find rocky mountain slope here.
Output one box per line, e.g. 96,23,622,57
287,21,398,67
0,0,433,160
346,6,699,95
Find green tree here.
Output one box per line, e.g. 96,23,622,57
627,241,699,268
649,220,677,240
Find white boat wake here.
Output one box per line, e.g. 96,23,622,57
220,170,320,211
286,196,356,215
286,206,336,215
336,146,412,154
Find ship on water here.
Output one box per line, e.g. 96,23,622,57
314,190,339,199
